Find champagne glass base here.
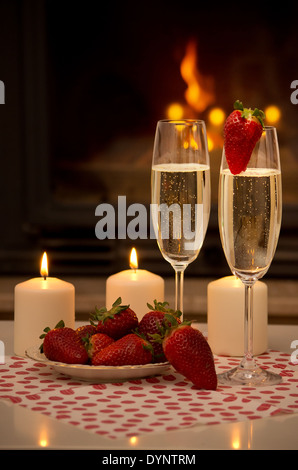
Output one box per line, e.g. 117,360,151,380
217,365,282,387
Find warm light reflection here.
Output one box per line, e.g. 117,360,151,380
40,252,48,279
180,40,214,113
208,107,225,126
231,428,241,449
39,439,48,448
166,103,184,120
205,128,224,152
39,428,49,448
183,136,199,150
129,247,138,270
207,135,214,152
265,105,281,124
129,436,138,446
248,420,253,450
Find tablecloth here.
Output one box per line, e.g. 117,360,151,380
0,351,297,440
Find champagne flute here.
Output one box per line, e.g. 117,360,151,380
218,126,282,385
151,120,211,316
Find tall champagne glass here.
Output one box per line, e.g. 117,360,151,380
151,120,211,316
218,126,282,385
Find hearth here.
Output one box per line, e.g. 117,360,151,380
0,0,298,279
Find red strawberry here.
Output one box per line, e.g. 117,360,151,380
84,333,115,363
92,333,153,366
40,321,89,364
162,323,217,390
90,297,138,340
138,300,182,363
75,324,97,342
224,100,265,175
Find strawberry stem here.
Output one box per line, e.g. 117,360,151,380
233,99,265,128
147,300,182,319
234,100,244,111
91,297,130,324
252,108,265,127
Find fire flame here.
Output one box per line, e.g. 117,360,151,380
180,40,214,114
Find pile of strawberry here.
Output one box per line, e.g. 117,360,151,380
39,298,217,390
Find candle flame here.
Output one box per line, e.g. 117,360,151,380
40,252,48,278
129,248,138,270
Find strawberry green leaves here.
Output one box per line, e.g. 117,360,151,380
234,99,265,127
92,297,130,324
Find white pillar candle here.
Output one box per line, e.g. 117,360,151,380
14,253,75,356
207,275,268,356
106,248,164,321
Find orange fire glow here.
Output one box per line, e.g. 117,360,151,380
180,40,214,114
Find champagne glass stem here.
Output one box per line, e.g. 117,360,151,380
218,277,282,385
240,282,256,370
174,266,185,314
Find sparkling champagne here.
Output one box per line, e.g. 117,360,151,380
151,163,210,266
219,168,282,281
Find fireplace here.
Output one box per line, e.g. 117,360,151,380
0,0,298,279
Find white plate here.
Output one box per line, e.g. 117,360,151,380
25,345,171,382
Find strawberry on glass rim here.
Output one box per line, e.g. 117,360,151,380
224,100,265,175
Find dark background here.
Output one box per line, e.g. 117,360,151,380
0,0,298,278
